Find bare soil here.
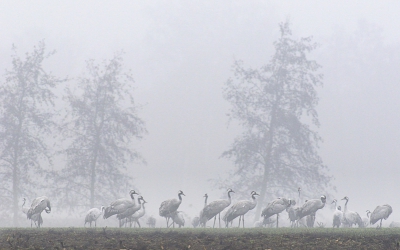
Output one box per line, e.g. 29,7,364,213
1,228,399,250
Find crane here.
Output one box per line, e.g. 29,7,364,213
223,191,259,228
85,206,105,227
296,195,326,225
116,195,144,227
130,197,147,228
341,196,363,227
261,197,292,228
103,190,138,220
159,190,185,227
200,188,234,228
331,199,343,228
193,193,208,228
369,204,392,228
27,196,51,228
22,198,43,228
170,211,185,228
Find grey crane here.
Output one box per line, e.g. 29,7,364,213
22,198,43,228
286,187,302,227
200,188,234,228
103,190,137,223
223,191,259,228
116,195,144,228
296,195,326,225
193,193,208,228
363,210,371,227
331,199,343,228
130,198,147,228
85,206,105,227
169,211,185,228
369,204,392,228
159,190,185,228
27,196,51,228
341,196,363,227
261,197,292,228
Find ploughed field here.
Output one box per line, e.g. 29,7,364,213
1,227,400,250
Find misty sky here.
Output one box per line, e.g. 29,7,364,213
2,1,400,226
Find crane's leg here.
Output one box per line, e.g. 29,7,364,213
242,215,245,228
138,220,141,228
380,219,383,229
95,220,97,228
276,214,279,228
213,216,216,228
238,216,241,228
218,213,221,228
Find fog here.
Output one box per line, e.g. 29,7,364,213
2,1,400,227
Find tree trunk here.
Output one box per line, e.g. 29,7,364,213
254,104,278,222
90,138,100,208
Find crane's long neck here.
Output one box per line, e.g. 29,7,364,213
252,194,257,206
178,193,183,203
298,190,301,205
204,196,208,207
227,191,232,205
344,199,348,212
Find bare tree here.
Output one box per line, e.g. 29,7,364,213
0,41,64,225
219,21,333,221
55,53,146,210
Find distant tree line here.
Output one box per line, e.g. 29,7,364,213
0,21,342,226
0,41,146,226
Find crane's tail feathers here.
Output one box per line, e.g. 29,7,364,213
103,207,119,219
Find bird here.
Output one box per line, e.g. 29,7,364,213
200,188,234,228
27,196,51,228
363,210,371,227
389,221,400,228
223,191,259,228
331,199,343,228
22,198,43,228
261,197,292,228
296,195,326,224
130,197,147,228
193,193,209,228
170,211,185,228
116,195,144,227
369,204,392,228
85,206,105,227
159,190,185,228
103,190,137,221
192,217,200,228
286,187,302,227
341,196,363,228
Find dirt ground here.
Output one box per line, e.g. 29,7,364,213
1,228,400,250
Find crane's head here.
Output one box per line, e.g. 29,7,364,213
178,190,185,196
204,193,208,198
337,206,341,211
321,195,326,203
101,206,105,212
366,210,371,218
129,190,137,195
341,196,349,201
227,188,234,193
251,191,259,197
331,199,337,204
22,197,26,202
139,196,147,203
298,187,301,192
